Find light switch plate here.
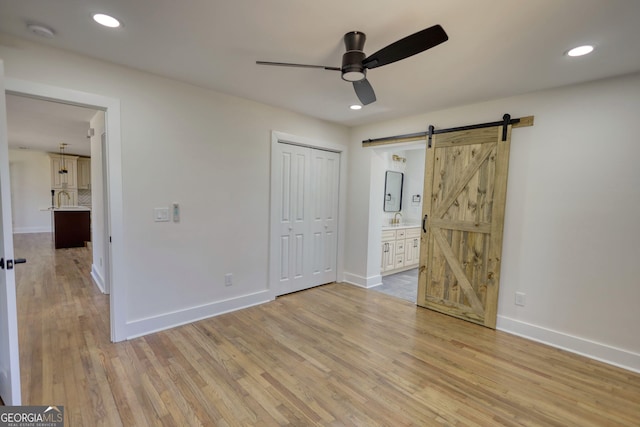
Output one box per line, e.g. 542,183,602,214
154,207,170,222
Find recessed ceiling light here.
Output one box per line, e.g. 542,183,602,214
27,23,55,38
566,45,594,57
93,13,121,28
350,104,362,110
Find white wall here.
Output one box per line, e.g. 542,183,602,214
8,149,51,233
401,149,425,223
346,72,640,371
0,34,349,337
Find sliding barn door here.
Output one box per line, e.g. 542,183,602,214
270,142,340,296
417,125,511,328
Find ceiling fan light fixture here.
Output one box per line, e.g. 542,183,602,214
341,49,366,82
566,45,594,57
342,71,366,82
93,13,121,28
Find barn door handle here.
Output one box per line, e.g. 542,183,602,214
422,214,428,233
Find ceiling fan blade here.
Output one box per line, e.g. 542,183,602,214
256,61,341,71
353,79,376,105
362,24,448,69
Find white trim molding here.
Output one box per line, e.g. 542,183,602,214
126,291,273,339
497,315,640,374
90,265,106,294
342,272,383,289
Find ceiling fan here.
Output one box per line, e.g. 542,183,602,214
256,24,448,106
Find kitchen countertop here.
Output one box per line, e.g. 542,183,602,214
41,206,92,212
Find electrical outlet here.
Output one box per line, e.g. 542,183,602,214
515,292,526,306
224,273,233,287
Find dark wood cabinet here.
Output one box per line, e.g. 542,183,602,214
53,210,91,249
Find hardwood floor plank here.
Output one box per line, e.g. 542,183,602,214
13,233,640,426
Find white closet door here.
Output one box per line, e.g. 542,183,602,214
310,149,340,286
270,142,340,296
272,143,311,295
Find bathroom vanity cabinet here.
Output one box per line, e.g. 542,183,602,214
381,226,421,275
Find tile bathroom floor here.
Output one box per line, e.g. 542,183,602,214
373,268,418,303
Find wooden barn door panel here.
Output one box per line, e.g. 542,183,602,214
417,125,511,328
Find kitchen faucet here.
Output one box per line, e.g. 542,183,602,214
57,190,70,207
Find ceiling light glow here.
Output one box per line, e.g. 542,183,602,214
350,105,362,110
93,13,120,28
567,45,594,57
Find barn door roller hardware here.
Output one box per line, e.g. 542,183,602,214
362,114,534,148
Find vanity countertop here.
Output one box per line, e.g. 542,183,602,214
382,223,421,231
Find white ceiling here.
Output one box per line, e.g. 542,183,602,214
5,94,96,156
1,0,639,129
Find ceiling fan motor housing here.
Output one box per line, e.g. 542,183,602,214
341,31,367,82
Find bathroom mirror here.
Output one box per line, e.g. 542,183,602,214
383,171,403,212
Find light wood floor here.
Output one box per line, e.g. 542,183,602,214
15,233,640,426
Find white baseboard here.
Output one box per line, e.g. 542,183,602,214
13,226,51,234
126,290,273,340
497,315,640,374
342,272,383,288
90,265,106,294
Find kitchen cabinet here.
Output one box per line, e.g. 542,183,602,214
77,157,91,189
50,154,78,189
52,208,91,249
381,226,421,275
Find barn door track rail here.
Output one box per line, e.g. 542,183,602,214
362,114,534,148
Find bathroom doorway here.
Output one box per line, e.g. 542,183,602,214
370,142,426,303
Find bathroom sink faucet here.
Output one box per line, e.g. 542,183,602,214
392,212,403,225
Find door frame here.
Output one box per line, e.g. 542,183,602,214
268,131,347,299
5,78,126,342
0,61,21,404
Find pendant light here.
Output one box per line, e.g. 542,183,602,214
58,143,68,173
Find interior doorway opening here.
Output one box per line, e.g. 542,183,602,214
369,141,426,303
4,77,125,344
6,94,108,292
